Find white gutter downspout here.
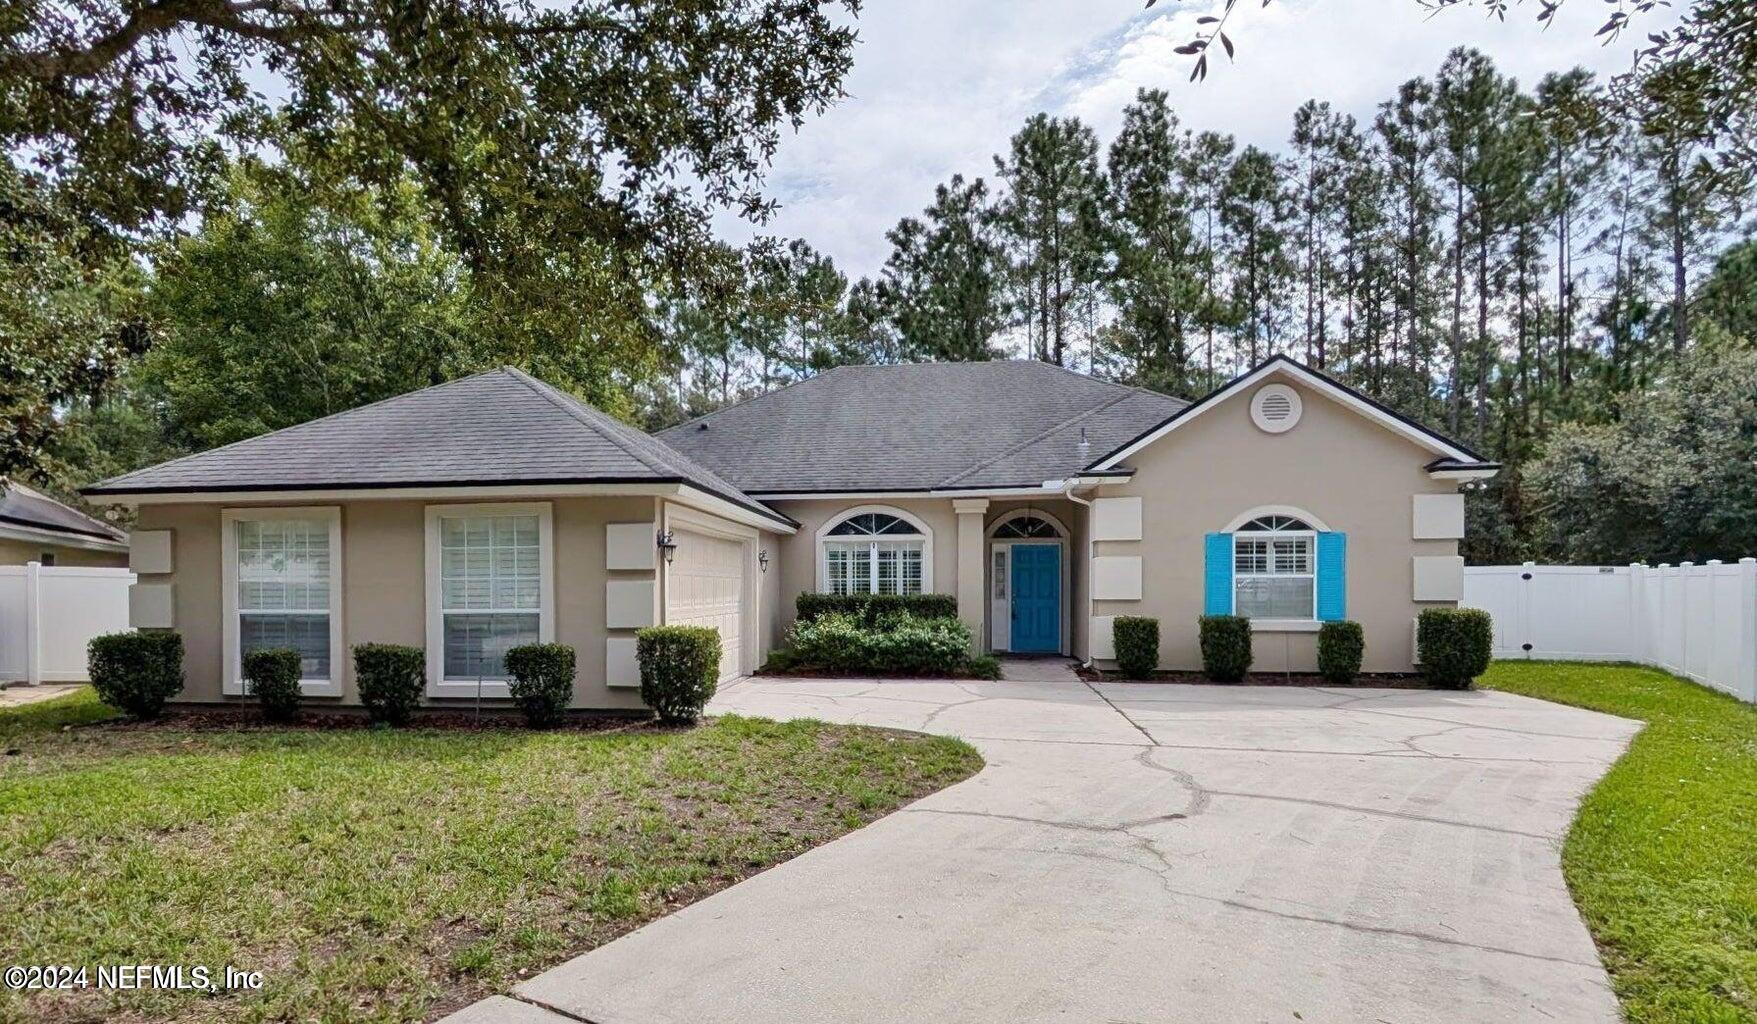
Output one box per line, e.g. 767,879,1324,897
1061,477,1095,669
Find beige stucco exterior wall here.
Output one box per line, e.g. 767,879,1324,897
766,497,961,635
764,495,1088,657
759,528,784,656
135,495,711,709
0,537,128,567
1092,375,1461,673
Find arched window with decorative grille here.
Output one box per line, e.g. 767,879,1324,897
1232,515,1316,619
816,508,931,595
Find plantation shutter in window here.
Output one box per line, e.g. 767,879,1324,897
1315,531,1347,621
1203,533,1232,615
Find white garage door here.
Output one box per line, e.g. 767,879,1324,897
665,530,747,682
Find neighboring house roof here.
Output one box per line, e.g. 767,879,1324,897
657,361,1188,494
0,483,128,548
85,368,791,527
1086,354,1496,474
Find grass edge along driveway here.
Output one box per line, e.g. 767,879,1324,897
0,688,982,1024
1484,661,1757,1024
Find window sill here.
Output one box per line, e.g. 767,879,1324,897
225,679,343,698
1248,619,1321,633
427,680,512,699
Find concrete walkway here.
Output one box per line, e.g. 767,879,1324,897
0,682,84,708
444,662,1640,1024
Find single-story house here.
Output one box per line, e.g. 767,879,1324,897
83,356,1497,708
0,483,129,567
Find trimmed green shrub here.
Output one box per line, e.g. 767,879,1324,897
87,631,184,719
965,654,1003,681
785,612,974,675
1316,621,1365,685
787,613,872,672
759,647,802,673
1113,616,1160,679
868,615,971,674
1198,615,1253,682
242,647,302,722
353,643,425,726
795,592,958,625
1417,608,1493,689
637,626,721,725
504,643,576,728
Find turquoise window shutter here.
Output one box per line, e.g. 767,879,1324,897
1316,531,1347,621
1203,533,1233,615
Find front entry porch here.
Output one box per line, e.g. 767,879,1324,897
979,506,1071,657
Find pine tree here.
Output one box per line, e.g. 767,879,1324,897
1187,131,1238,391
1374,77,1444,420
881,174,1008,362
1290,100,1352,368
993,114,1106,366
1532,69,1611,406
1220,146,1295,370
1636,64,1734,356
1103,89,1203,395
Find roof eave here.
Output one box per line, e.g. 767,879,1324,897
0,519,129,552
1085,355,1487,472
1425,458,1502,482
83,478,796,532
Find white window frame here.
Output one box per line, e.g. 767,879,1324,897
221,506,344,697
424,502,555,698
1230,513,1317,625
814,504,933,596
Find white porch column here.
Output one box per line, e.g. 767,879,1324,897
953,499,990,651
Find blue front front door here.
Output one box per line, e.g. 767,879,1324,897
1010,545,1060,653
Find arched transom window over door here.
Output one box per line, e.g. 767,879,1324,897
992,514,1061,539
820,511,929,595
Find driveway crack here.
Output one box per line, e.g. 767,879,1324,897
1202,789,1554,839
508,991,605,1023
1080,678,1160,745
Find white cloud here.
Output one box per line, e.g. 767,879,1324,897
715,0,1678,282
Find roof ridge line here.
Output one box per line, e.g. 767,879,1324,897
1028,358,1185,404
935,391,1138,488
500,367,676,479
89,368,505,489
660,364,845,435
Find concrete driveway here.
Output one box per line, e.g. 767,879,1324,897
446,662,1640,1024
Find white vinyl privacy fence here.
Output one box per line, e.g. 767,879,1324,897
0,563,135,685
1462,560,1757,703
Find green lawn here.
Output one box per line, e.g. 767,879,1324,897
0,689,981,1024
1484,662,1757,1023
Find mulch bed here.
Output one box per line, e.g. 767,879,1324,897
754,668,996,681
89,706,667,733
1076,666,1436,688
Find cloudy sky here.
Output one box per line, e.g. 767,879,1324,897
714,0,1673,281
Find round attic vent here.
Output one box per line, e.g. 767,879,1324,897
1250,383,1302,434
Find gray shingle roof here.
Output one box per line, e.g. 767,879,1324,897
0,484,127,543
657,361,1187,493
86,368,789,526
